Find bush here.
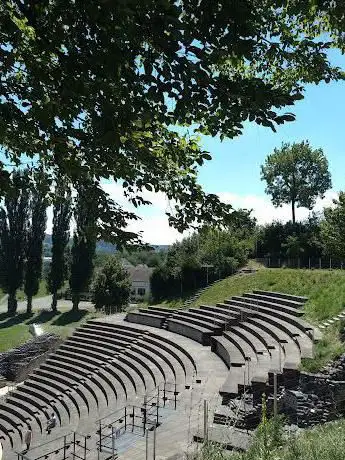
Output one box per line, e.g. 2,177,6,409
91,256,131,314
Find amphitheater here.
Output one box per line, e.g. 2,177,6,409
0,290,320,459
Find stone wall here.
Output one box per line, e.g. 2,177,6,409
0,333,62,382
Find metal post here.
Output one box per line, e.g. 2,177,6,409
273,373,278,417
132,406,135,432
112,426,115,459
278,257,281,268
125,406,127,431
174,382,177,410
247,358,250,385
163,382,166,407
145,429,149,460
99,422,102,452
73,432,76,457
243,364,246,393
203,400,208,442
319,257,322,269
63,435,67,460
84,434,87,460
279,344,282,373
143,396,147,433
153,425,157,460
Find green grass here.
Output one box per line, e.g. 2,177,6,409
193,268,345,323
0,307,102,352
16,280,49,301
193,417,345,460
192,268,345,371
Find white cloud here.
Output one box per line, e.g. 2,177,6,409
46,183,339,245
217,189,338,225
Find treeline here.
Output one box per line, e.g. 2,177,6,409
0,170,112,316
151,211,256,301
256,215,323,260
256,192,345,262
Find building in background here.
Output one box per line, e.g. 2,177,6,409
124,263,153,301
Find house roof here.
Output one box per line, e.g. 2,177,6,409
125,264,153,283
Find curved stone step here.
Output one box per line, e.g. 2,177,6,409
227,297,314,335
126,311,165,328
55,347,125,403
172,310,226,329
49,354,110,408
166,318,213,345
253,290,308,305
219,302,313,357
39,361,100,413
239,294,304,316
210,336,245,367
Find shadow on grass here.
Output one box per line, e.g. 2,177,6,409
26,310,59,325
0,312,32,329
51,309,89,326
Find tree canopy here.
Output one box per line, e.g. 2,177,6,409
92,256,131,314
321,192,345,259
1,1,344,242
0,171,30,314
69,182,98,311
261,141,332,224
47,181,72,311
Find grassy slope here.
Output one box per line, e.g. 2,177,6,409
192,268,345,371
200,418,345,460
0,308,101,352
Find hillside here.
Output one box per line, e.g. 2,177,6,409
43,234,170,256
193,268,345,323
192,268,345,371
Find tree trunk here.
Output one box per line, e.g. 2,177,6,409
72,293,79,312
8,291,17,316
27,296,33,315
291,198,296,225
51,291,58,312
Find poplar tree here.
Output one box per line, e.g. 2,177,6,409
24,173,48,313
69,184,97,312
0,172,30,315
48,183,72,312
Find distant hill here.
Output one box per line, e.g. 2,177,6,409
43,235,169,256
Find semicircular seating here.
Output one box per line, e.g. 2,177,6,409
0,321,197,457
125,290,319,403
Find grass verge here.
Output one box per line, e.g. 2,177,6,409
192,418,345,460
0,307,101,352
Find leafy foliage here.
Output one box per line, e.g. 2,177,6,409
256,216,323,259
24,172,48,313
47,181,72,311
151,219,255,301
92,257,131,314
321,191,345,258
0,1,344,241
261,141,332,223
69,183,98,311
0,171,30,314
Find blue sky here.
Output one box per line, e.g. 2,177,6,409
103,71,345,244
198,77,345,197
